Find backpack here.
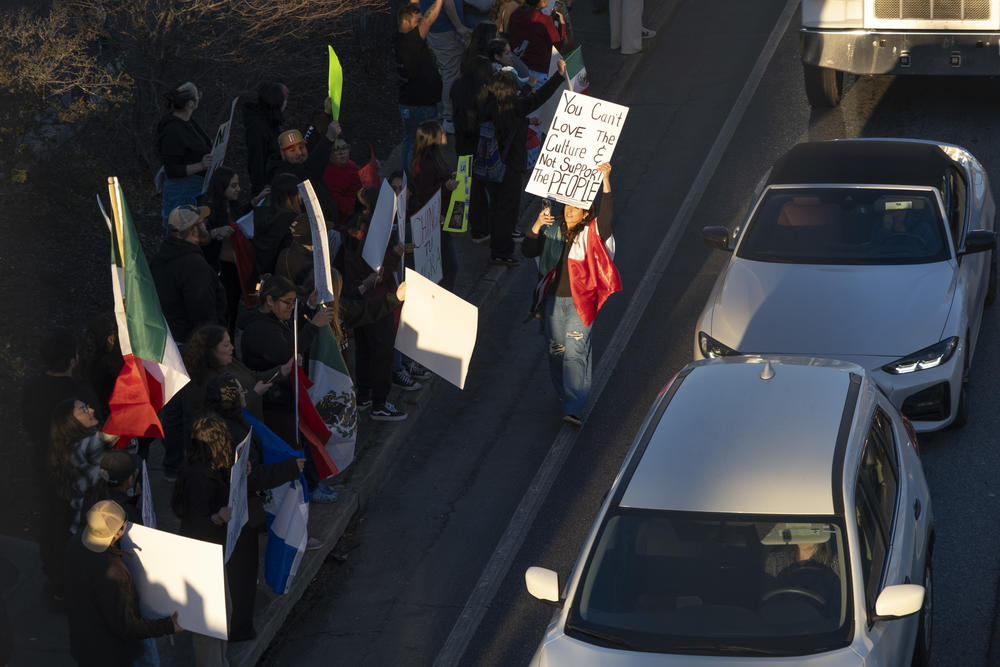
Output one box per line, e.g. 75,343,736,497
472,121,511,183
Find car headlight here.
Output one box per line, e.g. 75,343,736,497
698,332,739,358
882,337,959,375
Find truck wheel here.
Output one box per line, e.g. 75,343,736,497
803,64,843,108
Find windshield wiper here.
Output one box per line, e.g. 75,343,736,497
565,624,634,650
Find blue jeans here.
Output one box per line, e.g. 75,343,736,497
399,105,440,177
132,637,160,666
161,174,203,229
544,296,592,417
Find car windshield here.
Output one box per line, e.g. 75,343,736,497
736,187,950,265
566,510,852,656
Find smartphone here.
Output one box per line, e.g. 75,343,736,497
266,370,280,383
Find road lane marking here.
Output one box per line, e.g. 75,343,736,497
433,1,800,663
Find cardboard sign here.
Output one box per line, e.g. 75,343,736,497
121,524,228,639
201,97,239,195
410,190,443,283
327,45,343,121
526,92,629,209
225,430,251,563
361,179,398,272
298,179,336,305
396,268,478,390
444,155,471,233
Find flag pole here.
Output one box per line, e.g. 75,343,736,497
293,299,300,449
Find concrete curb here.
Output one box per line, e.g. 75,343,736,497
228,3,683,664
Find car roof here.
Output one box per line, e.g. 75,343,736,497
767,139,954,188
619,357,862,516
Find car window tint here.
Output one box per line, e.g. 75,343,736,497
854,485,887,608
948,167,966,247
736,187,950,265
859,424,898,534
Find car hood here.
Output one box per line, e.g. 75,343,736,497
534,634,862,666
710,260,955,357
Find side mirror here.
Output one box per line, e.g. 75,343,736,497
959,230,996,256
702,226,732,252
525,566,561,606
872,584,924,621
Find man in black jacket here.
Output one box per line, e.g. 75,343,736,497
266,119,342,229
65,500,181,667
150,205,228,344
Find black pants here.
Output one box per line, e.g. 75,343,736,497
485,168,523,259
355,314,395,405
469,177,489,238
40,495,73,598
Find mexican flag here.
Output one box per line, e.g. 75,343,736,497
307,326,357,472
566,219,621,327
103,177,189,440
564,47,589,94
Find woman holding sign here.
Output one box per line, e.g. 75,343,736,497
522,162,620,426
477,57,566,265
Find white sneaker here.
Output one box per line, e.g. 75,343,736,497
641,27,656,39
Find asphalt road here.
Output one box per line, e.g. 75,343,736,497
263,1,1000,665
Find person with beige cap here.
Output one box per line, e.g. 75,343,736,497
64,500,181,667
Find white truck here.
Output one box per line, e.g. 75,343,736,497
801,0,999,106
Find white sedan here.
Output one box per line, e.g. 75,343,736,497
527,356,933,666
693,139,996,431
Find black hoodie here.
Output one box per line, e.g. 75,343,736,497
156,114,211,179
149,236,227,343
243,100,282,194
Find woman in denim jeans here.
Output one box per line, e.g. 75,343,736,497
155,82,213,229
521,163,620,426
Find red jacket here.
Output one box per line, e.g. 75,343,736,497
506,6,565,74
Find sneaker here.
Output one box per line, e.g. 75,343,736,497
371,401,408,422
306,537,324,551
357,398,372,412
562,414,582,427
641,27,657,39
404,361,432,381
442,118,456,134
489,255,519,267
392,369,422,391
470,234,490,244
511,229,525,241
309,485,339,503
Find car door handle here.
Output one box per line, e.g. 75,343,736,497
914,498,921,520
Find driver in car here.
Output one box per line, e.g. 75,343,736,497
871,200,939,253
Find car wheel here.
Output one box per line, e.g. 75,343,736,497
986,248,997,306
803,64,843,108
912,559,933,667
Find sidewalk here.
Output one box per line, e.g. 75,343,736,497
0,3,680,665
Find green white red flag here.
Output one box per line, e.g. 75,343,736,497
307,326,357,472
103,177,189,440
564,47,588,94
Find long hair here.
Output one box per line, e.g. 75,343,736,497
462,22,499,74
208,166,241,226
49,399,95,498
187,414,233,472
478,71,520,135
411,120,448,181
182,324,229,386
269,172,302,214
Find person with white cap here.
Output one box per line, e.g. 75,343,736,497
64,500,181,667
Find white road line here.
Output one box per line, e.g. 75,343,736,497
433,1,800,664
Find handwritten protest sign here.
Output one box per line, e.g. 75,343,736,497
526,91,628,209
121,524,228,639
298,180,336,305
361,180,398,272
201,97,239,195
443,155,471,233
225,430,251,563
327,46,343,121
396,268,478,389
411,190,443,283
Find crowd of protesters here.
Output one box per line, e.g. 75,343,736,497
11,0,647,663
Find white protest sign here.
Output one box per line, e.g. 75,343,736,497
410,189,443,284
526,91,628,209
395,171,408,232
396,268,478,390
140,459,156,529
361,179,398,272
201,97,240,195
225,430,251,563
298,180,336,305
121,524,228,639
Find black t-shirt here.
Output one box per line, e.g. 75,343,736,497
395,29,443,107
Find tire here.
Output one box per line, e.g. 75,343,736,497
912,558,933,667
803,64,844,108
986,248,997,306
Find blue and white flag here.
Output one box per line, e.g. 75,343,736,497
244,411,309,594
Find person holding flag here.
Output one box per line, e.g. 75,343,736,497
521,162,620,427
